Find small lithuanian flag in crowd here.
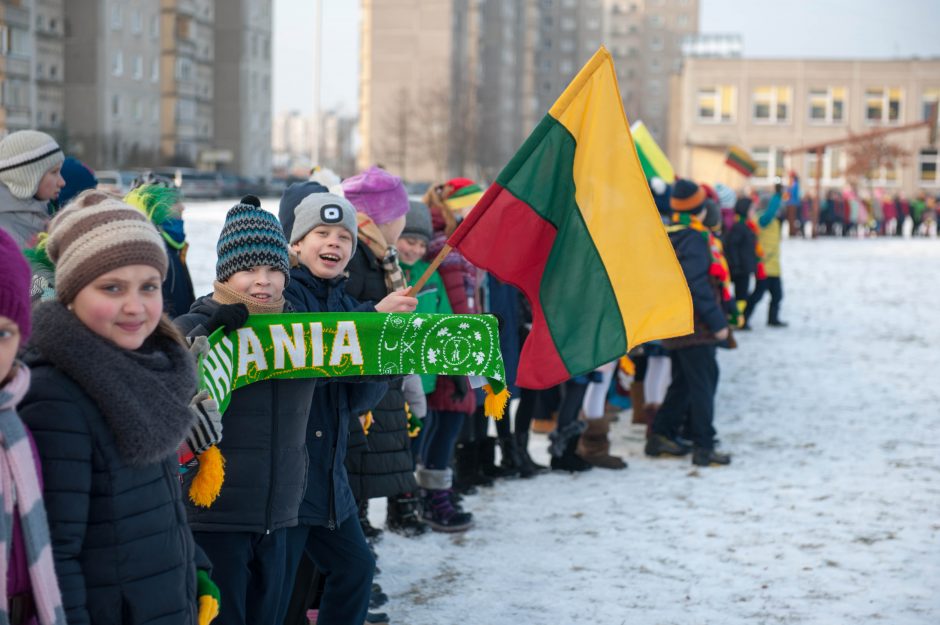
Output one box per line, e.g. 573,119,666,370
444,178,485,211
631,120,675,183
446,46,692,389
725,145,757,177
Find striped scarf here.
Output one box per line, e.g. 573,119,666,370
0,365,66,625
356,213,407,293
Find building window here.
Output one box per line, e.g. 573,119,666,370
152,102,159,123
649,15,664,28
176,58,193,82
151,58,160,82
922,88,940,123
112,94,121,118
752,147,786,182
111,5,122,30
150,15,160,39
808,87,846,124
135,98,143,121
865,87,903,124
919,148,939,185
650,35,663,51
132,10,142,34
561,16,576,31
805,147,845,184
133,55,143,80
677,14,690,27
752,86,791,123
696,86,736,123
559,59,573,75
112,51,123,76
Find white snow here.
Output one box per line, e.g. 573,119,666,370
183,199,940,625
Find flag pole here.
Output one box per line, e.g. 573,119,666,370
407,244,452,297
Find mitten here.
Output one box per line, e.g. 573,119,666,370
449,376,469,402
187,391,223,455
205,303,249,335
196,569,220,625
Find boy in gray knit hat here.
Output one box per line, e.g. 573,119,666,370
0,130,65,246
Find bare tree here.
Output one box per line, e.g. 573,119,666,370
844,134,909,198
377,87,414,180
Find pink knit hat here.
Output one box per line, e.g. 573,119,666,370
341,166,409,225
0,227,32,340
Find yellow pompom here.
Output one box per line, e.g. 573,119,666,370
189,445,226,508
362,411,374,435
198,595,220,625
482,384,510,420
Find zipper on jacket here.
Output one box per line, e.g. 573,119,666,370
265,382,279,534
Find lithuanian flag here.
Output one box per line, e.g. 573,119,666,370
446,47,692,389
631,120,675,183
725,145,757,177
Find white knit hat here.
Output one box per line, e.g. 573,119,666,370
0,130,64,200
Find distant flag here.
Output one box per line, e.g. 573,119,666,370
725,145,757,177
444,178,485,212
631,120,676,183
445,47,693,389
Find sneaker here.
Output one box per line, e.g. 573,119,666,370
385,493,429,537
422,489,474,532
644,434,692,457
692,447,732,467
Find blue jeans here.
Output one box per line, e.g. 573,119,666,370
424,410,466,470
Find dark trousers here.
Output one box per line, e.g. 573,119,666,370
280,518,375,625
731,272,751,303
193,530,287,625
652,345,719,449
745,276,783,324
424,409,466,470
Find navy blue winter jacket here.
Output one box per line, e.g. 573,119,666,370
664,226,728,348
284,266,387,528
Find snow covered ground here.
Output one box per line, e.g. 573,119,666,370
184,199,940,625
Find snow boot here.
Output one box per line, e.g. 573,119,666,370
643,404,660,439
644,433,691,458
358,500,383,543
452,440,488,493
422,489,474,532
385,492,429,537
630,381,646,424
576,417,627,470
480,436,515,479
514,429,548,478
692,447,732,467
530,410,558,434
549,421,592,472
497,435,523,478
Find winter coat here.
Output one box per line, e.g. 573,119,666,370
175,295,317,533
18,304,205,625
424,205,478,414
401,258,452,394
0,184,49,248
723,219,758,278
161,222,196,319
283,266,388,528
662,225,728,349
343,245,419,500
758,195,782,277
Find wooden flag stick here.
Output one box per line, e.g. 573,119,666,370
407,244,452,297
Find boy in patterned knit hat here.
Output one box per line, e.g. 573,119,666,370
0,130,65,246
174,196,320,625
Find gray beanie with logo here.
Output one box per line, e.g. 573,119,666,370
0,130,64,199
290,192,359,255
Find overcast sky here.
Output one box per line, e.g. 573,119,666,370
272,0,940,117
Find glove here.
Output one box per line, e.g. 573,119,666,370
449,376,469,402
205,303,249,335
196,569,220,625
187,391,223,455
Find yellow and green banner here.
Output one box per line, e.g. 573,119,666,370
631,120,675,183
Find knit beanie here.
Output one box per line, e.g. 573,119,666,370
734,197,753,217
290,192,359,252
0,228,32,341
0,130,65,200
278,180,328,241
216,196,290,284
342,166,409,225
443,178,484,212
45,199,168,304
649,176,672,217
57,157,98,209
401,200,432,244
670,178,706,213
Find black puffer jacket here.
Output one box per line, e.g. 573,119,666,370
175,296,317,532
19,307,205,625
344,245,418,500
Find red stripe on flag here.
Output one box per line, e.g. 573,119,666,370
448,184,569,388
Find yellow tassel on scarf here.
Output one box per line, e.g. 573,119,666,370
361,411,374,435
189,445,226,508
482,384,510,420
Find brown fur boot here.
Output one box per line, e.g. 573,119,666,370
630,381,646,424
576,417,627,469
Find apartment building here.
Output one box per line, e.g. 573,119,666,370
63,0,162,168
667,57,940,196
0,0,65,138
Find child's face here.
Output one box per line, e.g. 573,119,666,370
0,315,21,384
36,166,66,201
225,266,286,302
292,225,354,279
71,265,163,351
396,236,427,265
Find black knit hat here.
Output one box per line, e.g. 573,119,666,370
734,197,753,217
216,196,290,283
670,178,706,213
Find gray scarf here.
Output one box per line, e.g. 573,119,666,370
30,302,197,466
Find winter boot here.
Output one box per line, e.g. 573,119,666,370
629,381,646,424
480,436,514,479
692,447,732,467
514,429,548,478
358,500,383,543
643,404,660,439
385,492,429,537
644,433,691,458
530,410,558,434
551,435,593,473
422,489,474,532
452,441,481,494
496,435,523,478
576,417,627,470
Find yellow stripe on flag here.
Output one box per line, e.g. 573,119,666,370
630,120,676,183
548,47,692,348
